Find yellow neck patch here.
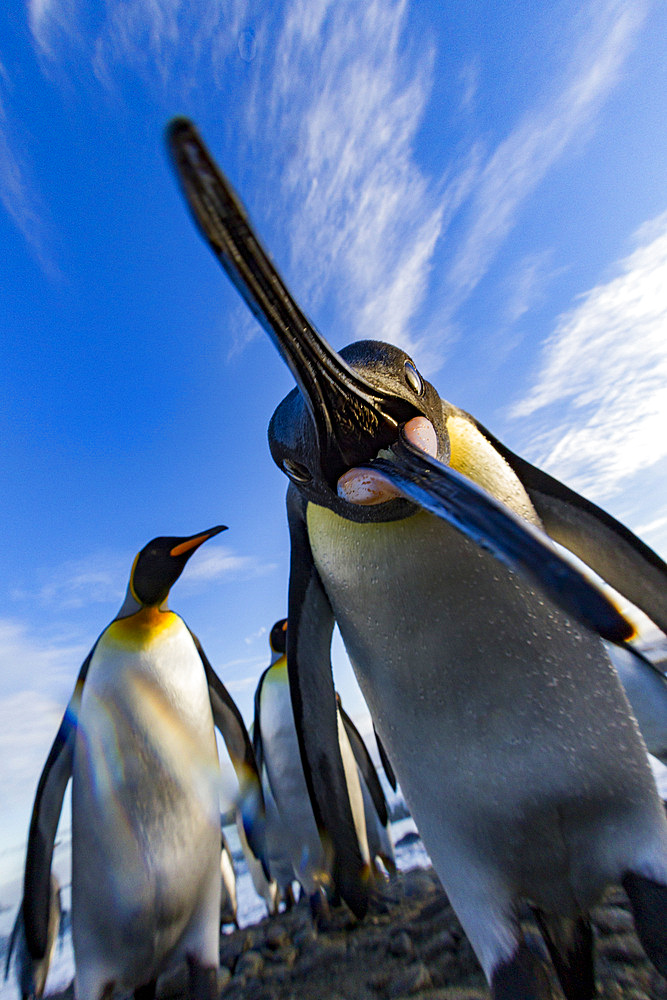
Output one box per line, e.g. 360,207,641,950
446,414,541,527
105,607,180,649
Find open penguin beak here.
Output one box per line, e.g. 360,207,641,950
167,119,634,646
167,118,422,485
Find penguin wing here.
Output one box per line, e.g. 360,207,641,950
4,903,22,979
190,632,267,870
337,700,389,827
469,417,667,637
374,725,397,792
23,648,93,960
252,665,272,775
286,485,369,918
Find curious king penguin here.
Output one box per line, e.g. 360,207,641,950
168,121,667,999
22,526,265,1000
253,619,370,918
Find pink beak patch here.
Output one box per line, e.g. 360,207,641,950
337,416,438,505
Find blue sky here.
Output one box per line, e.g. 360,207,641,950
1,0,667,893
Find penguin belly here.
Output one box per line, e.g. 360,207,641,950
306,505,667,933
71,613,221,997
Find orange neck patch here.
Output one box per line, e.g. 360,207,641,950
105,607,180,648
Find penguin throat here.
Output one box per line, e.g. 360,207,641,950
336,416,438,506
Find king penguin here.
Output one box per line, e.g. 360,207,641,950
21,526,266,1000
167,120,667,999
336,696,396,878
253,619,370,918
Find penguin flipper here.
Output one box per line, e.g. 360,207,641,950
337,700,389,827
253,665,272,775
286,486,369,918
192,633,267,870
23,650,92,960
531,910,594,1000
366,440,633,645
373,726,397,792
472,418,667,638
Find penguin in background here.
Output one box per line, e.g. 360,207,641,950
21,526,266,1000
219,830,238,930
168,121,667,1000
605,643,667,764
4,874,62,1000
336,697,397,878
253,619,370,920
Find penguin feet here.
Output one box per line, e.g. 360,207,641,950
622,870,667,978
531,909,595,1000
490,941,556,1000
186,957,218,1000
308,888,331,931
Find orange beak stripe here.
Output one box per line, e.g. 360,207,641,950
170,532,215,558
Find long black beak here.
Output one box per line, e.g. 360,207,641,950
166,118,634,647
167,118,419,482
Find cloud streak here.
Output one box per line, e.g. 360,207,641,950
0,60,56,275
253,0,446,358
509,210,667,500
443,0,649,314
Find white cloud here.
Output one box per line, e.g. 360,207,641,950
509,209,667,500
182,545,276,585
256,0,446,357
0,63,56,275
11,552,127,610
0,618,84,699
504,250,562,326
443,0,649,312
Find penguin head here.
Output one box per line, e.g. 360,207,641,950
269,618,288,655
269,340,449,522
128,525,227,608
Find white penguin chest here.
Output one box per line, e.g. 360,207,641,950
76,611,218,814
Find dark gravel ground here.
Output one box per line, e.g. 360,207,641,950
47,866,667,1000
163,867,665,1000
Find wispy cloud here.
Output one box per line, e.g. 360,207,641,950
442,0,649,314
11,552,127,610
255,0,446,358
183,545,277,586
509,209,667,500
0,618,84,698
504,250,562,326
11,544,274,608
0,60,57,275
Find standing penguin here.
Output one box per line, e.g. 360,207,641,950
22,526,265,1000
168,121,667,999
336,697,396,877
253,619,370,918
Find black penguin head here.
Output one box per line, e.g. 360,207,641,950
129,525,227,607
269,340,449,522
269,618,288,654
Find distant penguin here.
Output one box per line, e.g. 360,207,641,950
21,526,265,1000
605,642,667,763
337,698,396,877
5,874,61,1000
253,619,370,916
168,121,667,1000
219,830,238,929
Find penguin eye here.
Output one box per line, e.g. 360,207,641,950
282,458,312,484
404,360,423,396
